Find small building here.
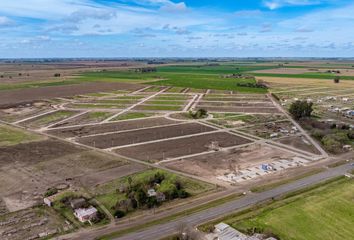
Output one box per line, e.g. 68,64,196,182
343,145,353,151
70,198,86,209
215,222,248,240
147,189,157,197
156,192,166,202
270,133,278,138
43,193,60,207
214,222,277,240
74,206,98,222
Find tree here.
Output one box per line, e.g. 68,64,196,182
127,176,133,189
289,100,313,120
189,108,208,119
54,73,61,77
334,76,340,83
134,188,147,208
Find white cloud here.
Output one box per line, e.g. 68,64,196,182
0,16,15,27
160,2,187,12
234,10,263,17
263,0,323,10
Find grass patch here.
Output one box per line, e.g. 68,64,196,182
250,168,324,193
26,110,76,128
88,99,136,104
211,113,241,118
138,105,182,111
86,112,113,120
0,124,42,146
0,79,85,91
70,103,126,109
145,100,185,105
167,87,185,93
327,160,351,168
110,112,156,121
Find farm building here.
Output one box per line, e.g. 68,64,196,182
43,195,56,207
74,206,98,222
70,198,86,209
214,223,277,240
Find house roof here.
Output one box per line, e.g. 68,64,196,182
74,206,97,217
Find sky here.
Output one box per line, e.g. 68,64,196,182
0,0,353,58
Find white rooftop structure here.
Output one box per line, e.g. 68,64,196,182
74,206,97,222
214,223,274,240
147,189,157,197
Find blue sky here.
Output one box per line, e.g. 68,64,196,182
0,0,353,58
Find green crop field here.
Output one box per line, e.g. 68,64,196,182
208,178,354,240
252,72,354,80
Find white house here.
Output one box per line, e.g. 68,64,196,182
147,189,157,197
74,206,98,222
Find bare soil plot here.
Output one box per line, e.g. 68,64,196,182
239,121,295,139
0,207,68,240
46,117,180,138
0,141,129,211
162,144,294,183
199,106,280,113
0,102,52,122
275,136,321,155
77,123,215,149
0,140,83,166
0,82,143,107
79,164,147,189
115,132,252,162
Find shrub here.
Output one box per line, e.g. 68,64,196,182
189,109,208,119
44,187,58,197
114,210,126,218
334,76,340,83
177,189,189,199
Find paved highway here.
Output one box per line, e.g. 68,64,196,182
112,163,353,240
